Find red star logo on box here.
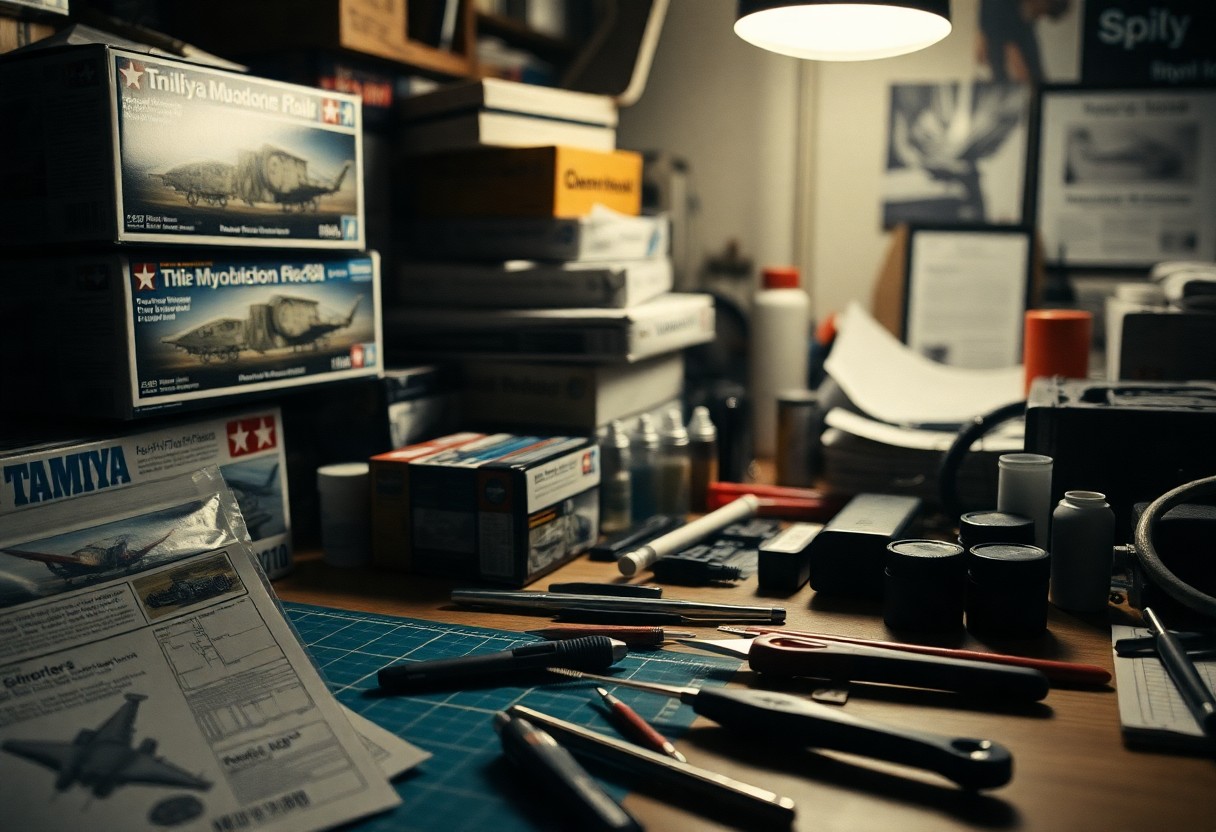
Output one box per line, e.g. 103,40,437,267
351,344,365,368
227,416,277,457
322,98,341,124
133,264,157,291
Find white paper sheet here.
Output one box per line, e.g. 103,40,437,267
824,302,1025,425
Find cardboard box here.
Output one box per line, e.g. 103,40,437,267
0,251,382,420
0,406,294,580
371,433,600,585
0,43,364,248
404,145,643,219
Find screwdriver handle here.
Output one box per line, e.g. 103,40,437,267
690,687,1012,791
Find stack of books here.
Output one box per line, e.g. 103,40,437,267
386,78,715,436
398,76,619,155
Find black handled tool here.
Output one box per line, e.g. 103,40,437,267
378,637,627,692
548,668,1013,791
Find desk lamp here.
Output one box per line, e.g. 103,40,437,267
735,0,952,61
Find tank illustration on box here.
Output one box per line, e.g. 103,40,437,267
163,294,362,363
144,573,234,609
152,145,353,213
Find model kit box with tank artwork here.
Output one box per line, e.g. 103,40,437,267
0,251,382,420
0,406,294,582
0,43,364,248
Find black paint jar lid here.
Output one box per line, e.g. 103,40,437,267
959,510,1035,548
968,542,1049,582
886,539,965,577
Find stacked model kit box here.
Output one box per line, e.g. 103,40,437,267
0,251,382,420
0,406,294,582
371,433,600,585
0,43,364,248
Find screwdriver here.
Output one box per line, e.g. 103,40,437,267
548,668,1013,791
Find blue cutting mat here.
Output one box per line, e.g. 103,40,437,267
283,602,742,832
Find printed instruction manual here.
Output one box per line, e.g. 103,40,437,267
0,467,401,831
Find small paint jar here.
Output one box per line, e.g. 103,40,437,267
965,542,1051,638
884,539,967,632
958,510,1034,551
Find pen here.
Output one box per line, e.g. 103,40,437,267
526,625,696,647
377,636,628,692
618,495,761,577
451,588,785,623
1143,606,1216,738
493,712,644,832
595,686,688,763
507,704,797,827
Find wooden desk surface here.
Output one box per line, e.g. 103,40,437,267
273,550,1216,831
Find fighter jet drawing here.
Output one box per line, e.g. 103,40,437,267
2,530,173,581
2,693,212,798
163,295,362,363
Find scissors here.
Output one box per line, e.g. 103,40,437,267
681,633,1049,701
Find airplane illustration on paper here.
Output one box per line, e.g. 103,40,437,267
2,693,212,798
1,530,173,582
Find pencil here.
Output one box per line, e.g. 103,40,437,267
595,686,688,763
1143,607,1216,738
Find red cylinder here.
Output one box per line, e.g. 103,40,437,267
1023,309,1092,395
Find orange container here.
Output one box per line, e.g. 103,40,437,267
1023,309,1092,394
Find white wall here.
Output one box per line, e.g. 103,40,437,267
618,0,1081,321
616,0,803,297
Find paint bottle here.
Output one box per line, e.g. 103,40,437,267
629,413,661,523
687,405,718,513
965,543,1051,638
598,420,633,535
656,407,691,517
1049,490,1115,613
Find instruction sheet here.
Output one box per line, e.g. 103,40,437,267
0,468,400,832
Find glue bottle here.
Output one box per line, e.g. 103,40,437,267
750,266,810,458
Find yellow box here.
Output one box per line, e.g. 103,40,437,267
405,146,643,219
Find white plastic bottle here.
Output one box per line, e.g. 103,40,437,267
1049,490,1115,612
996,453,1053,549
749,266,810,458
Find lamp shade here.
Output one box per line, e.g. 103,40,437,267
735,0,952,61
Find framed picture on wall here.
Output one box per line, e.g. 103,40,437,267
902,224,1033,370
1031,85,1216,268
882,81,1032,229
